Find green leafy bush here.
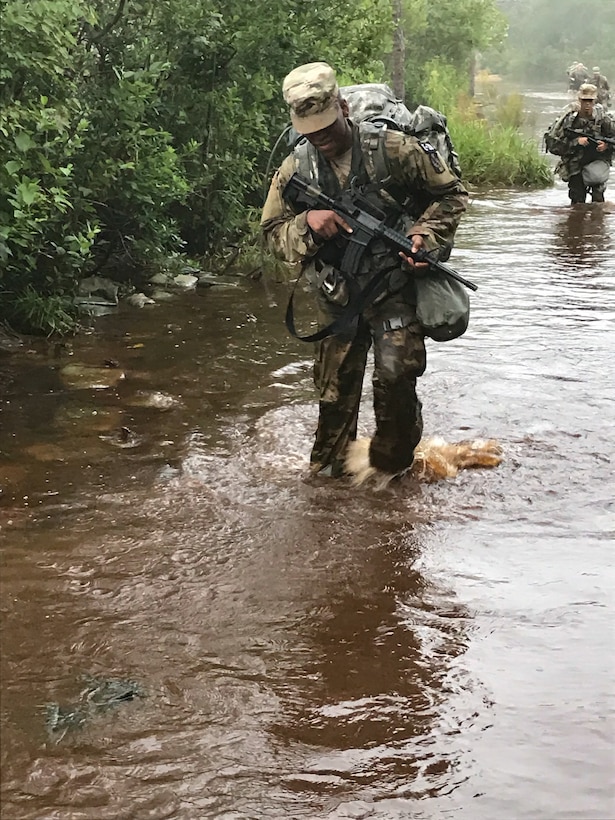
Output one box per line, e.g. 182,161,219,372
1,0,542,334
0,0,189,332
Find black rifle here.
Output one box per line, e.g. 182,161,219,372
283,173,477,292
565,128,615,148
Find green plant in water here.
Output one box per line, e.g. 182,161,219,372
495,93,524,129
7,285,78,336
450,116,552,187
424,60,464,114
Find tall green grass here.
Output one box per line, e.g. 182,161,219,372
449,113,553,187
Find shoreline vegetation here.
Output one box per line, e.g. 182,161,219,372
450,82,552,188
1,75,552,338
0,2,554,336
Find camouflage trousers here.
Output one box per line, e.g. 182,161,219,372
310,286,426,477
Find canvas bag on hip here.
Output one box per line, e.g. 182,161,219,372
415,271,470,342
582,159,610,186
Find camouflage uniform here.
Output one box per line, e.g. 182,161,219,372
262,101,468,477
567,62,590,92
590,69,611,108
545,84,615,203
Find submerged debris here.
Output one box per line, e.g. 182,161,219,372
44,675,146,743
99,426,143,448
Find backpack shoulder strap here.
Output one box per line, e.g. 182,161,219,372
357,120,415,213
294,121,396,193
357,120,392,187
292,138,320,181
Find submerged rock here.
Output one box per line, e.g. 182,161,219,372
150,288,176,301
172,273,198,288
125,292,155,308
99,426,143,448
74,276,120,314
74,300,117,317
125,390,180,410
196,273,240,288
77,276,119,304
59,363,126,390
54,403,125,433
23,443,66,462
149,272,174,286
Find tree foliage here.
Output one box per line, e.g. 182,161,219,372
401,0,507,104
486,0,615,82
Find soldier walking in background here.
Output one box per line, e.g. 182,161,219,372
545,83,615,204
567,62,590,92
590,67,610,108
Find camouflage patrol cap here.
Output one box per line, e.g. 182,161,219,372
282,62,340,134
592,66,600,73
578,83,598,100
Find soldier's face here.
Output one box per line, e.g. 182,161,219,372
304,101,352,159
579,99,595,117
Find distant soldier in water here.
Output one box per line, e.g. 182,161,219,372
590,67,610,108
567,62,590,92
544,84,615,204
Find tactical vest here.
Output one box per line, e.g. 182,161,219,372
288,122,416,298
545,103,607,153
291,121,421,227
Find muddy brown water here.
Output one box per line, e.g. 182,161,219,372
1,89,614,820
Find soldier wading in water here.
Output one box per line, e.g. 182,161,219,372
261,62,469,483
545,83,615,204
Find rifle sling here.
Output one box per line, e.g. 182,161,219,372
285,264,399,343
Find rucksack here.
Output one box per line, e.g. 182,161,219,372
340,83,462,179
289,83,461,182
265,83,461,196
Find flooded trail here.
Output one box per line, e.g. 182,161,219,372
1,88,614,819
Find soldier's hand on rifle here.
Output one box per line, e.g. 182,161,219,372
577,136,590,147
399,234,430,270
306,209,353,239
595,140,608,152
